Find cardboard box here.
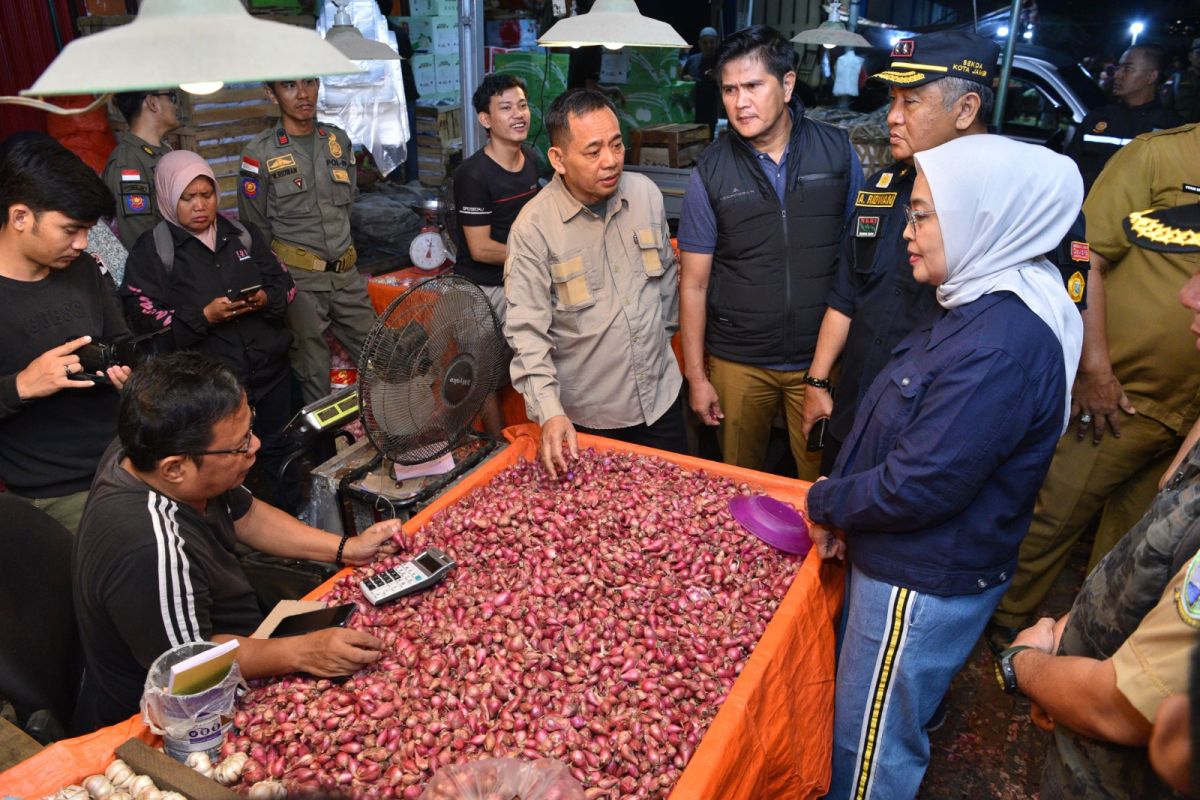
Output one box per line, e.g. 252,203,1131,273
409,0,456,15
485,18,539,49
492,51,568,102
614,82,695,144
484,46,521,73
435,53,460,95
600,46,682,85
632,122,711,168
415,101,462,142
389,15,433,51
411,53,437,96
431,15,459,54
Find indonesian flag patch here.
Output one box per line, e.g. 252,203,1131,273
120,169,141,182
241,156,260,175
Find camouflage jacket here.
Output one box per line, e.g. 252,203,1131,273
1040,440,1200,798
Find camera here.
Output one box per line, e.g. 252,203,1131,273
75,328,171,373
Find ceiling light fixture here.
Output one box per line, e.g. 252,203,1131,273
538,0,687,50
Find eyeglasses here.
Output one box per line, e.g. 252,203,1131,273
903,204,937,230
149,91,179,105
187,409,256,457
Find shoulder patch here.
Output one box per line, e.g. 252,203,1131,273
331,168,351,184
141,145,155,157
876,172,893,189
241,177,259,198
275,129,290,147
120,169,142,182
124,194,150,214
241,156,260,175
1067,271,1086,303
1175,550,1200,628
856,191,897,208
1070,241,1090,262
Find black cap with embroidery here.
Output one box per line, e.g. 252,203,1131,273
871,30,1001,88
1124,204,1200,254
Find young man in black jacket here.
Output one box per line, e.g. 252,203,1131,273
0,134,130,532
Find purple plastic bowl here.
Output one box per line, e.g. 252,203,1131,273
729,495,813,556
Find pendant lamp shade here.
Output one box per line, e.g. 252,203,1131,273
24,0,363,96
792,21,872,49
538,0,688,49
325,23,401,60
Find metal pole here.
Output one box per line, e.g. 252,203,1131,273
459,0,484,156
991,0,1022,129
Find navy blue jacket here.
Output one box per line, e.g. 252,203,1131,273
806,292,1066,596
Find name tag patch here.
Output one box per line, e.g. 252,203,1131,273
236,248,251,262
1183,183,1200,195
267,154,297,173
856,191,898,208
856,215,881,238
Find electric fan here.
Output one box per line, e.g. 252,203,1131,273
358,274,507,467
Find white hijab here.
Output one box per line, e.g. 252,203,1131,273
914,134,1084,432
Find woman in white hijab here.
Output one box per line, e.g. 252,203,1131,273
806,134,1084,800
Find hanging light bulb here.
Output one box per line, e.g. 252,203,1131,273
180,82,224,95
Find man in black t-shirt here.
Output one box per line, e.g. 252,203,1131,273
73,353,405,731
453,74,541,435
0,134,129,533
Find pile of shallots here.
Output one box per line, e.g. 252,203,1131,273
222,450,802,799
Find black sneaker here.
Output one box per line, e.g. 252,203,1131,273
925,696,950,732
985,622,1021,656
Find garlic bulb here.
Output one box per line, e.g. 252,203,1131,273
213,752,249,786
104,760,134,789
134,790,160,800
82,775,114,800
247,779,286,800
50,786,88,800
158,793,187,800
184,751,213,777
125,776,155,799
109,793,133,800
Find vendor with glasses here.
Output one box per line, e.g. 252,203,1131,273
804,134,1084,799
102,88,182,249
72,353,405,734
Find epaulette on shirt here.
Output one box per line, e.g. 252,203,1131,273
1134,122,1200,143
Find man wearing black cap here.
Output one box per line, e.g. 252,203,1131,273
801,31,1090,475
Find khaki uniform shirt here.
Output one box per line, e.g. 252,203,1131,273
1111,549,1200,721
238,122,356,291
101,132,170,250
1084,123,1200,433
504,173,681,428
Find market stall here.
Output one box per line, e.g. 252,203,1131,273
1,426,843,799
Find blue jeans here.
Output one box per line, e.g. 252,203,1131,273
825,565,1009,800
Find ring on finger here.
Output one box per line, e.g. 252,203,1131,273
65,364,72,378
1079,413,1093,425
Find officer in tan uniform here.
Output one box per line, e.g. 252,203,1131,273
102,89,179,248
989,123,1200,649
238,78,376,405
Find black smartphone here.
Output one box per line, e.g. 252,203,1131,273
268,603,356,638
807,418,828,452
227,284,262,302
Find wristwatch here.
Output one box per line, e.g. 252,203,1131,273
803,374,832,390
994,645,1033,695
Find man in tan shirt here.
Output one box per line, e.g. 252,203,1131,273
504,89,683,477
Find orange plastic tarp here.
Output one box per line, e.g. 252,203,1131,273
0,425,843,799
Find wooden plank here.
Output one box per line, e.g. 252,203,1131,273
194,118,277,141
192,102,278,125
194,86,272,106
198,138,257,160
0,718,41,773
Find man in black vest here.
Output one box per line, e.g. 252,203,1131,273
678,24,861,479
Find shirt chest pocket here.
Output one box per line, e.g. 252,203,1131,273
635,226,665,278
550,255,596,312
877,361,929,434
270,172,315,212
